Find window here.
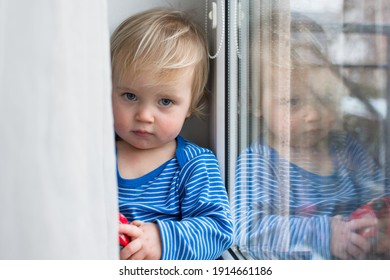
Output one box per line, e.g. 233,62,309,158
228,0,390,260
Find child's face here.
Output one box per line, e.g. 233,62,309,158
263,68,338,149
112,67,193,150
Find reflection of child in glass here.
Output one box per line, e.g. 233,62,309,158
234,13,389,259
111,8,233,260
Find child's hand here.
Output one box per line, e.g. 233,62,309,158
120,221,162,260
118,222,143,259
330,215,377,259
372,224,390,255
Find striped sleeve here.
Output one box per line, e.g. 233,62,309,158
157,140,233,260
234,134,388,260
340,134,388,200
234,147,331,260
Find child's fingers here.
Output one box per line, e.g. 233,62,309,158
130,220,144,227
120,238,143,260
128,249,146,260
119,223,143,239
374,231,390,253
348,216,378,232
345,242,364,259
348,233,371,259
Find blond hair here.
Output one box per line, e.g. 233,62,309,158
250,11,348,120
111,8,209,117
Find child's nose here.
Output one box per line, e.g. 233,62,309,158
135,104,154,123
303,104,321,122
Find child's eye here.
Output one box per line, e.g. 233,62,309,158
280,98,301,106
319,95,333,105
288,98,301,106
124,92,136,101
159,98,173,106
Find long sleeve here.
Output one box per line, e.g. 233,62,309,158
234,150,331,259
234,134,388,260
118,136,233,260
158,151,233,260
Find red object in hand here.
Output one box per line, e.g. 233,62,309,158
119,213,130,249
350,197,390,239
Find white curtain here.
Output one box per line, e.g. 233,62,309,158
0,0,118,259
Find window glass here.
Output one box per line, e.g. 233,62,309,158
229,0,390,259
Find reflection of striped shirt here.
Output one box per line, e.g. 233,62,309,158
234,132,387,259
118,136,233,260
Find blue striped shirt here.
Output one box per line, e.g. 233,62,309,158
118,136,233,260
234,132,387,259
